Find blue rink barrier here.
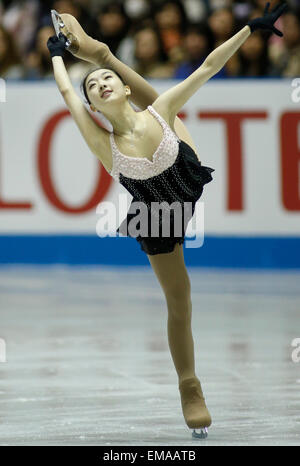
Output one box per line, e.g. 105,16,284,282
0,235,300,269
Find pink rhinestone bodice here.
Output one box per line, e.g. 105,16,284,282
108,105,180,181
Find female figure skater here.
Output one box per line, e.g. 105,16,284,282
47,2,287,439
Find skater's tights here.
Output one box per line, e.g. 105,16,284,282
148,243,196,383
167,299,196,383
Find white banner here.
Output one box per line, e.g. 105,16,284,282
0,79,299,235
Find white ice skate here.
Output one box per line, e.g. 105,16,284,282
51,9,71,48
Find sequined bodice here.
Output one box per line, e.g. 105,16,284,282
109,105,180,181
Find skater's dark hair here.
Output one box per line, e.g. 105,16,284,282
80,67,126,106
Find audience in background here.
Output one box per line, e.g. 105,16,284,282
23,24,57,79
153,0,188,64
236,30,273,76
0,0,299,80
174,22,221,78
133,21,175,78
0,0,40,56
268,8,300,76
0,22,23,78
208,6,237,47
123,0,150,22
94,2,131,56
207,6,242,75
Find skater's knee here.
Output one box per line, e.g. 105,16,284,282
167,299,192,322
166,288,192,321
164,276,191,307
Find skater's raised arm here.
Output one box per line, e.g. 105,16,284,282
153,1,288,121
54,13,203,157
47,35,112,170
59,13,159,110
152,26,250,120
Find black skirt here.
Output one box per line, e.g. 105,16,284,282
116,140,214,255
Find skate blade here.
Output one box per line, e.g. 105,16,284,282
51,9,71,48
192,427,208,439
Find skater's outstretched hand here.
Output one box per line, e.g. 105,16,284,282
47,33,69,58
247,1,288,36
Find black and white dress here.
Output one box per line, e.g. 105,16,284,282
107,105,214,255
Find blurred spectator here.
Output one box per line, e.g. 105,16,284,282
250,0,281,13
94,1,131,56
153,0,188,64
173,22,229,79
0,23,24,78
123,0,150,22
52,0,81,17
208,6,241,75
213,0,234,7
0,0,299,80
236,30,273,76
268,8,300,76
209,0,233,12
1,0,40,55
208,6,237,46
113,24,136,68
23,24,74,79
232,1,252,21
133,21,175,78
183,0,209,22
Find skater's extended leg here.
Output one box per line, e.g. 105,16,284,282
148,243,211,432
147,243,196,384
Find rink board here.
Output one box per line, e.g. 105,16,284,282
0,235,299,268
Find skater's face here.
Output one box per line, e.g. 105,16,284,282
85,68,130,113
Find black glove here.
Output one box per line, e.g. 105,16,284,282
247,1,288,36
47,32,68,58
